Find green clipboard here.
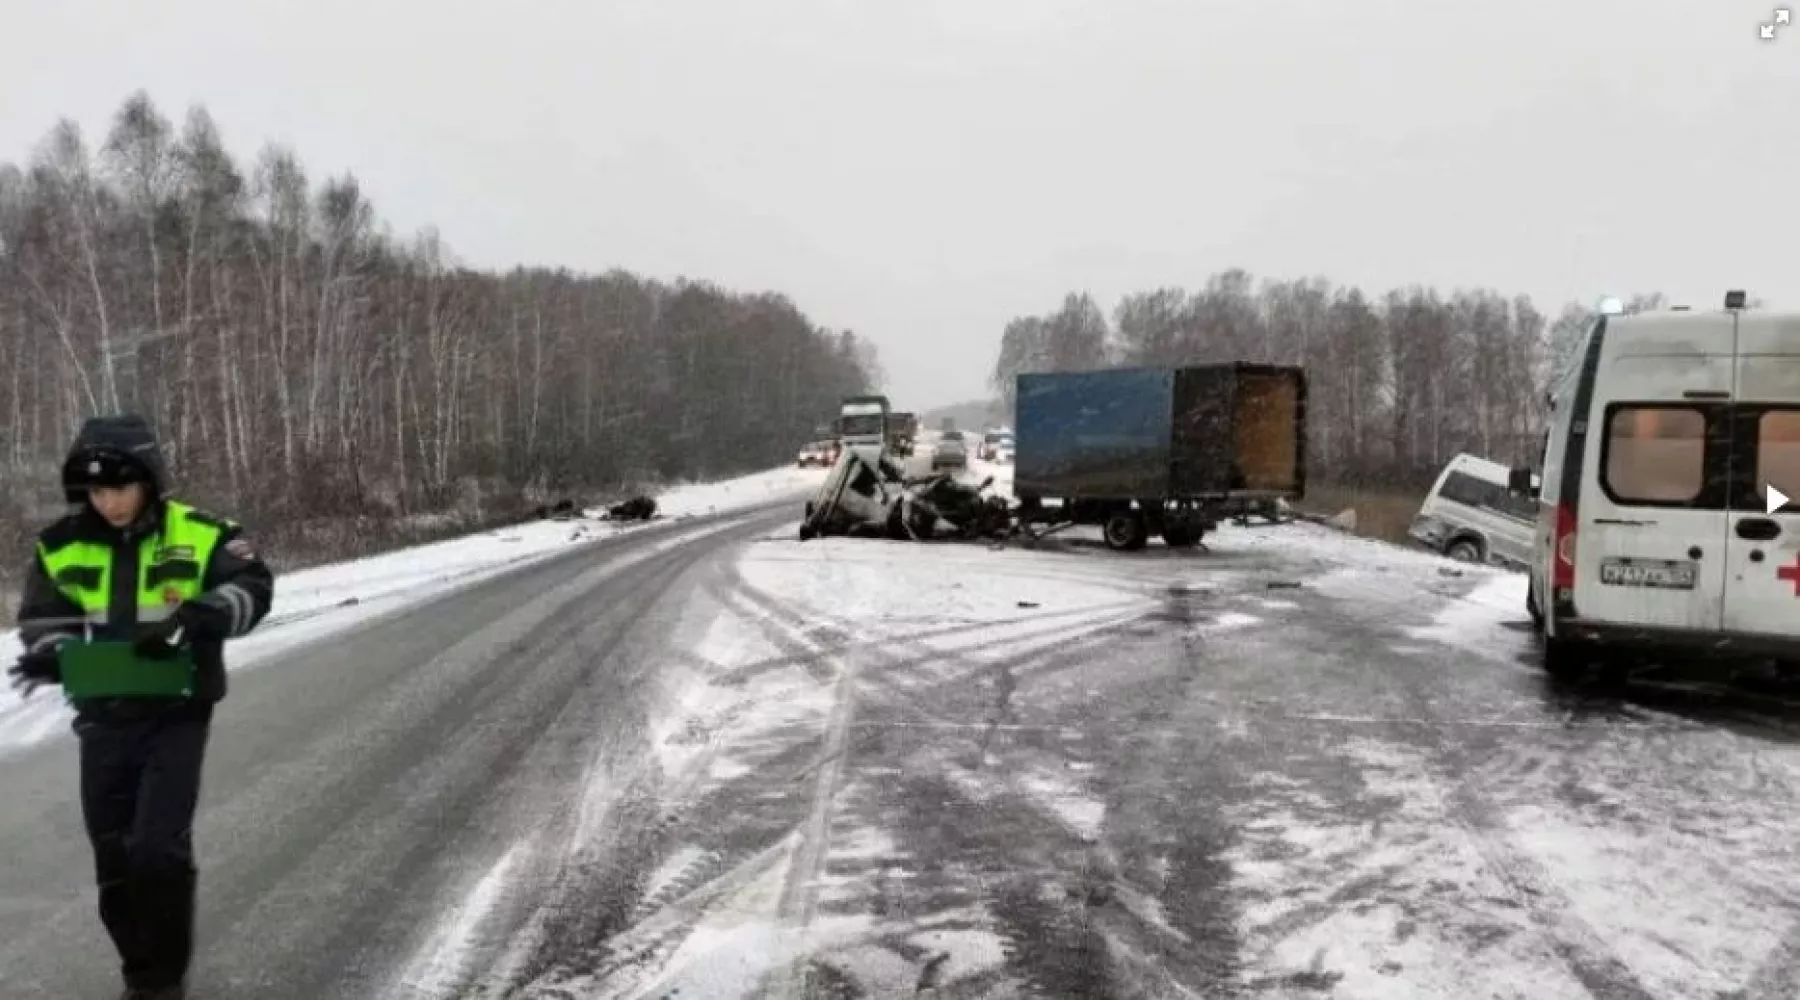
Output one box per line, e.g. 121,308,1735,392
58,640,195,699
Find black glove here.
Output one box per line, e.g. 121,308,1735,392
134,601,231,660
133,615,186,660
174,599,231,642
9,648,61,696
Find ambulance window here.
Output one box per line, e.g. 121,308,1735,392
1755,410,1800,497
1604,406,1706,503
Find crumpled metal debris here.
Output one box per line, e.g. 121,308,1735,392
799,450,1012,543
534,499,582,520
896,471,1012,541
606,495,658,521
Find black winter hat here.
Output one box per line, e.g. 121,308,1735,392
65,448,153,490
61,414,169,503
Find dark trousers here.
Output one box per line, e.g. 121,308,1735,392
74,704,211,991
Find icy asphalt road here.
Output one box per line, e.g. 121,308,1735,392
4,497,1800,997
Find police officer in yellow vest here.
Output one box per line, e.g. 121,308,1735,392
8,415,273,1000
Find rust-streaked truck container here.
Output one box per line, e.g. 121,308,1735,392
1013,364,1307,549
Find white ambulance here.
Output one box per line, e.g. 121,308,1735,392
1510,291,1800,678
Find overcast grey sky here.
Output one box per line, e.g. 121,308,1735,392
3,0,1796,408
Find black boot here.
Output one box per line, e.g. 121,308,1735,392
132,867,197,995
100,874,156,988
120,986,185,1000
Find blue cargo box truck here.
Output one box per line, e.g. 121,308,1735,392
1013,364,1307,550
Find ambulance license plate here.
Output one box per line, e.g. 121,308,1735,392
1599,558,1697,590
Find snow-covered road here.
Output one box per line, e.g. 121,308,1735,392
0,465,826,750
556,514,1800,999
3,459,1800,998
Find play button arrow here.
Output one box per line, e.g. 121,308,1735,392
1769,485,1790,514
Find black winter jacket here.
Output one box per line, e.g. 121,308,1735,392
15,416,274,709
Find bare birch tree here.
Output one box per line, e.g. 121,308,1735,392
0,93,880,591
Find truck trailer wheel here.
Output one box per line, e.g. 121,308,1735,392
1102,510,1149,551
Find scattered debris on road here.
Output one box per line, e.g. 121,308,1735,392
604,495,658,521
528,494,660,523
532,498,582,520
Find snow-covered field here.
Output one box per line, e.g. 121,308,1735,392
0,465,827,749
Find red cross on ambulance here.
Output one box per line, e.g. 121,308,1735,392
1780,554,1800,597
1707,480,1800,634
1738,482,1800,629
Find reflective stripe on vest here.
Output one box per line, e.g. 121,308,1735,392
38,501,228,629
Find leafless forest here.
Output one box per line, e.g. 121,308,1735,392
990,280,1675,491
0,93,880,589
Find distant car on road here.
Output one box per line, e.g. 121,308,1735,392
932,433,968,469
977,430,1013,461
797,439,839,468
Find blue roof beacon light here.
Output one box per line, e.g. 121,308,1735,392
1597,296,1625,316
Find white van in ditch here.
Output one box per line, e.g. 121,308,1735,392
1409,453,1538,567
1509,291,1800,677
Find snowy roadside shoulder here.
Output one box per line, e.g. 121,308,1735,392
0,465,827,745
973,452,1502,587
1213,517,1532,644
967,457,1535,661
649,466,827,518
1404,571,1531,646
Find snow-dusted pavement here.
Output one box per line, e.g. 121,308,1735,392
3,461,1800,998
0,465,826,750
556,519,1800,1000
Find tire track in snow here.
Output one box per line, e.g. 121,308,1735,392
980,584,1248,998
214,517,727,999
1739,928,1800,999
395,839,532,997
502,542,1147,996
754,613,862,1000
1368,567,1800,998
703,568,1150,741
720,553,1228,997
700,581,1146,690
558,540,1194,996
519,577,865,995
714,572,1144,793
451,520,772,997
1281,573,1665,1000
714,556,1146,690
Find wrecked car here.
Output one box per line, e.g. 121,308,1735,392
799,449,1010,542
